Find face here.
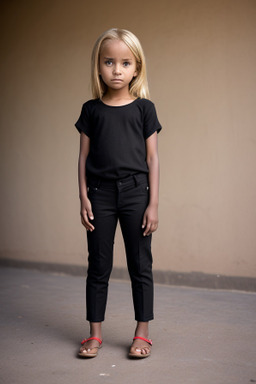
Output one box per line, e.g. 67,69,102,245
99,39,138,93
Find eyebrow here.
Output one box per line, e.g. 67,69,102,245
103,57,133,61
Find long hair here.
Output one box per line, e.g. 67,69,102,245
91,28,150,99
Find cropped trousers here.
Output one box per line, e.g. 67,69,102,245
86,173,154,322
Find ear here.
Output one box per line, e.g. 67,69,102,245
133,70,138,77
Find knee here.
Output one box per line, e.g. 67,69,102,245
88,255,113,281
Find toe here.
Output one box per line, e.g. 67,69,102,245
129,339,151,357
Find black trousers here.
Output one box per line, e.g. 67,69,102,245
86,173,154,322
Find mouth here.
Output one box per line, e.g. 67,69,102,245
111,79,123,82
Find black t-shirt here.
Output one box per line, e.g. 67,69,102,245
75,98,162,180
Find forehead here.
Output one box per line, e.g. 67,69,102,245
100,39,135,59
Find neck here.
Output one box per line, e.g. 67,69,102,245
103,88,134,104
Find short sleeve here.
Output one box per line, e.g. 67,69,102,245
75,103,91,137
143,100,162,139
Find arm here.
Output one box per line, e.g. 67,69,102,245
142,131,160,236
78,132,95,231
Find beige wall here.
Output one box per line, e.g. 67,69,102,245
0,0,256,278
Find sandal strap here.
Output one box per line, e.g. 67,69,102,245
133,336,152,346
81,337,102,346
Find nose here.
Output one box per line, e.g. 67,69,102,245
113,64,121,75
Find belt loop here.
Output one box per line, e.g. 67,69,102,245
133,174,138,187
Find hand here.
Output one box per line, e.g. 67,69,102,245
80,198,95,231
142,204,158,236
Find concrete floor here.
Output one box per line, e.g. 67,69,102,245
0,267,255,384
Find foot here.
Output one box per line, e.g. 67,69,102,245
78,337,102,358
129,336,152,358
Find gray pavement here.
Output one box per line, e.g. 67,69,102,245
0,267,255,384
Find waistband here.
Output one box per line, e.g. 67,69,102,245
87,173,148,189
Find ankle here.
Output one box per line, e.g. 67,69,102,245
135,331,149,339
89,322,102,340
135,322,149,339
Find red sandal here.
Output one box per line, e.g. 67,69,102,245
129,336,152,358
78,337,102,358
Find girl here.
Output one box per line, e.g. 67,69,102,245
75,28,162,359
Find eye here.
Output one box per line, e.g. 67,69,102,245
105,60,113,66
123,61,131,67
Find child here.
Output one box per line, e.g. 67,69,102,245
75,28,162,359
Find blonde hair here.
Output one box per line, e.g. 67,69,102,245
91,28,150,99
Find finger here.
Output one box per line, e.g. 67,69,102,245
143,223,152,236
81,215,87,227
142,214,147,229
86,211,95,231
87,223,95,232
144,220,159,236
81,213,95,231
150,223,158,233
87,208,94,221
85,218,95,231
81,217,91,230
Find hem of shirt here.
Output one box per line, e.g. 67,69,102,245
144,126,162,140
86,170,149,181
75,123,90,137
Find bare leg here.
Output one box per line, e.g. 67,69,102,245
130,321,151,356
79,322,102,355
